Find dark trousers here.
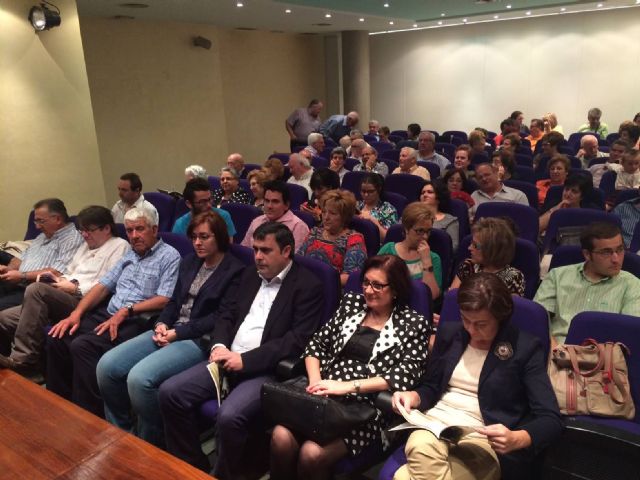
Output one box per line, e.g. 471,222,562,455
158,360,272,479
46,306,146,418
0,283,25,311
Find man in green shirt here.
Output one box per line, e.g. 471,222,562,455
535,222,640,346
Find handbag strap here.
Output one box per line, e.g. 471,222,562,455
603,342,631,405
567,341,603,377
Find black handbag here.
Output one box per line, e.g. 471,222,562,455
261,376,376,445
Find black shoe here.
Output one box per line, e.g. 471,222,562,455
0,353,16,369
0,354,45,384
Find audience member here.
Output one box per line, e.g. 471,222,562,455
577,134,606,169
247,169,267,210
357,173,398,238
111,172,159,225
397,123,421,149
367,119,380,141
159,222,323,478
353,145,389,177
536,155,570,205
226,153,247,179
328,146,349,182
493,118,518,146
287,153,314,197
393,273,562,480
392,147,430,180
619,121,640,149
420,181,460,251
443,168,475,208
211,167,252,207
285,99,323,150
511,110,529,135
172,178,236,239
450,217,525,296
270,255,430,479
500,133,521,153
378,125,395,147
543,112,564,135
525,118,545,152
453,144,474,178
319,111,359,144
264,156,285,181
492,149,515,181
300,168,340,224
469,130,488,159
339,135,352,151
298,190,366,286
533,131,564,171
577,107,609,139
0,206,128,380
417,131,451,176
613,196,640,248
184,165,207,181
608,148,640,190
534,222,640,346
378,203,442,298
539,174,592,233
590,139,629,188
0,199,83,311
348,138,367,160
46,207,180,417
96,211,244,447
242,180,309,249
470,163,528,218
304,132,325,157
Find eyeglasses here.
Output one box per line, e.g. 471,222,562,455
77,226,102,234
412,228,432,236
360,189,377,195
470,241,482,250
591,245,625,257
190,233,214,242
193,197,213,206
362,279,389,292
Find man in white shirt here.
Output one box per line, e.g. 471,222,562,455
159,222,323,478
111,172,159,224
392,147,431,180
0,206,129,380
287,152,314,197
470,163,529,218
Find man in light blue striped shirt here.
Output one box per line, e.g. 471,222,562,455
0,198,83,310
46,207,180,417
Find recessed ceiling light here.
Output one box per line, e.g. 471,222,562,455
413,23,418,27
285,9,291,13
236,2,243,7
383,3,389,7
526,11,531,15
440,13,445,17
325,13,331,18
359,18,364,22
596,2,603,6
463,18,468,23
494,15,499,19
437,20,443,25
506,4,512,9
560,7,566,12
389,20,394,25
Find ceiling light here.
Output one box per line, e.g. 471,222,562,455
236,1,243,7
560,7,566,11
359,17,364,22
325,13,331,18
462,18,468,23
383,3,389,7
440,13,445,17
494,15,499,19
28,3,61,31
596,2,603,6
437,20,443,25
285,9,291,13
413,23,418,27
389,20,394,25
526,10,531,15
506,4,512,9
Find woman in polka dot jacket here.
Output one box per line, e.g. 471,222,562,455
270,255,431,479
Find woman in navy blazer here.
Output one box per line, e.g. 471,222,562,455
392,273,563,480
96,211,245,447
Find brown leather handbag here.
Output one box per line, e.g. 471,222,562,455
548,339,635,419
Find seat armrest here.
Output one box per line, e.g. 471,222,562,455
276,358,305,380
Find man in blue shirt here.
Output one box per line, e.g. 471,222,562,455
318,111,359,144
172,178,236,240
46,207,180,417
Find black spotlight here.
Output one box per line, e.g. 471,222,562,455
28,3,62,32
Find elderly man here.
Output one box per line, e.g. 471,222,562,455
470,163,528,217
392,147,430,180
535,223,640,346
46,208,180,417
241,180,309,249
304,132,325,158
348,137,368,160
319,111,359,144
577,134,607,169
172,178,236,239
159,222,323,478
111,173,159,224
0,206,129,380
0,199,84,311
353,145,389,177
287,152,314,197
578,107,609,139
368,120,380,141
417,131,450,176
226,153,247,179
285,99,323,151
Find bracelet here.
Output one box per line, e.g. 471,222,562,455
353,380,361,394
423,265,434,272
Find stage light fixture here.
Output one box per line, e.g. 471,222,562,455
28,2,61,32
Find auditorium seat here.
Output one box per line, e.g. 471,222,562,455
503,179,539,209
417,161,441,180
144,192,177,232
384,174,426,202
158,232,193,257
474,202,539,244
220,203,262,242
350,217,380,257
541,208,621,255
284,183,309,210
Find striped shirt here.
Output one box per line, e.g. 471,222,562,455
99,239,180,315
534,262,640,343
19,223,84,273
613,200,640,248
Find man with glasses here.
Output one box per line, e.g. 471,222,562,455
171,177,236,240
534,222,640,347
0,198,83,311
0,206,128,381
353,146,389,178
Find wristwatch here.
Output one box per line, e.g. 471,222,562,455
423,265,434,272
125,303,135,317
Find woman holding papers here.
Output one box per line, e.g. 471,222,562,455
270,255,431,480
391,273,562,480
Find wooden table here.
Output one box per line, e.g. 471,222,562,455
0,370,214,479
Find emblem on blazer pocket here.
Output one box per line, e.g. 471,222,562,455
494,342,513,361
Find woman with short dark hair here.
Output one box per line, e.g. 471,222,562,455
357,173,398,238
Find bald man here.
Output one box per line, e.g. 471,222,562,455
227,153,246,178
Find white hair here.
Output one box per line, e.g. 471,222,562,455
402,147,417,161
220,166,240,178
124,207,158,227
184,165,207,179
307,132,323,145
290,153,311,169
580,134,598,146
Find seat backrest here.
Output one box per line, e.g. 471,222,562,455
143,192,177,232
285,183,309,210
290,209,315,230
228,243,254,266
311,156,329,169
174,198,189,222
379,149,401,162
344,270,432,320
208,175,220,191
474,202,539,244
341,171,369,199
434,143,456,161
514,153,533,168
158,232,194,257
514,165,536,184
442,130,469,144
390,130,408,139
381,191,408,217
566,311,640,422
220,203,262,243
371,141,394,153
600,170,617,196
614,189,640,207
417,161,441,180
344,158,359,171
630,218,640,253
381,158,399,173
384,173,426,202
442,198,471,241
542,208,622,254
115,223,127,240
349,217,380,257
24,210,39,241
294,254,341,325
440,289,550,359
503,179,539,209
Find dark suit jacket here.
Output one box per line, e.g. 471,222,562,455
416,322,563,479
156,252,244,342
210,260,323,376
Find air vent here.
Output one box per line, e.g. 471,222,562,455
118,3,149,8
113,15,135,19
235,27,257,31
312,23,332,26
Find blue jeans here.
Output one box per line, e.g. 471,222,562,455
96,330,206,447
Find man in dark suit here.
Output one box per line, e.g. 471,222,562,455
158,222,324,479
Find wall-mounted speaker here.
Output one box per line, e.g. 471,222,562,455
193,36,212,50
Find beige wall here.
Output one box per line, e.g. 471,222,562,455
370,8,640,135
0,0,104,239
80,19,326,203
